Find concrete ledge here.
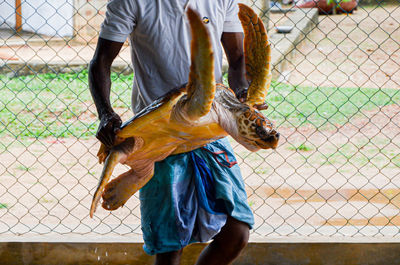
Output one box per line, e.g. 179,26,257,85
1,242,400,265
221,8,318,80
0,61,132,77
269,8,318,79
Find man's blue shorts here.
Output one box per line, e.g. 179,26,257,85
139,137,254,255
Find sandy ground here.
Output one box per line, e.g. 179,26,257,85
286,5,400,89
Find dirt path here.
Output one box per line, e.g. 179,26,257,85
287,6,400,89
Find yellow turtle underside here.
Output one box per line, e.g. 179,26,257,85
117,88,228,162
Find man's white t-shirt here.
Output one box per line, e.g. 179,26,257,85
99,0,243,113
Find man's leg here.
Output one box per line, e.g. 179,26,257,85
195,216,250,265
154,249,183,265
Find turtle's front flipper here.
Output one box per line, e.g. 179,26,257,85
238,3,271,107
183,8,216,121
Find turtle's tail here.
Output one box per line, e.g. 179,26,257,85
90,150,123,218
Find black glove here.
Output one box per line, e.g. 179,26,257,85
236,88,269,110
96,112,122,147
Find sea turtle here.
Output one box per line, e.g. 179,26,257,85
90,4,280,218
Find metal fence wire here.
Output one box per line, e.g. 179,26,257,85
0,0,399,239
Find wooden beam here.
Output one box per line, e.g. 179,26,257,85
15,0,22,32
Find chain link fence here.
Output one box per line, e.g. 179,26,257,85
0,0,399,240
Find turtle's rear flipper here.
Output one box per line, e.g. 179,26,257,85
238,3,271,107
183,8,216,121
101,163,154,211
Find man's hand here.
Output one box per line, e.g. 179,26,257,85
221,32,268,111
236,87,269,110
236,87,248,103
96,112,122,147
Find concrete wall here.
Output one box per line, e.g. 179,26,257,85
2,242,400,265
72,0,107,43
0,0,267,41
22,0,74,37
71,0,267,43
0,0,16,29
0,0,73,37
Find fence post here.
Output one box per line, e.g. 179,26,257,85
15,0,22,32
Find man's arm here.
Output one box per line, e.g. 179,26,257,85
89,37,124,147
221,32,248,100
221,32,268,110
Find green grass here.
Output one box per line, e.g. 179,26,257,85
264,81,400,128
39,196,53,203
0,71,399,139
16,164,32,171
288,143,313,152
0,203,7,209
0,70,133,139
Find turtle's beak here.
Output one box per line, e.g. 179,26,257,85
255,126,280,149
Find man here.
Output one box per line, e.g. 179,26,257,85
89,1,262,264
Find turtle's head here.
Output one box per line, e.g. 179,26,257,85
233,106,279,151
214,86,279,151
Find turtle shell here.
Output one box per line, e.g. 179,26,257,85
118,85,186,138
